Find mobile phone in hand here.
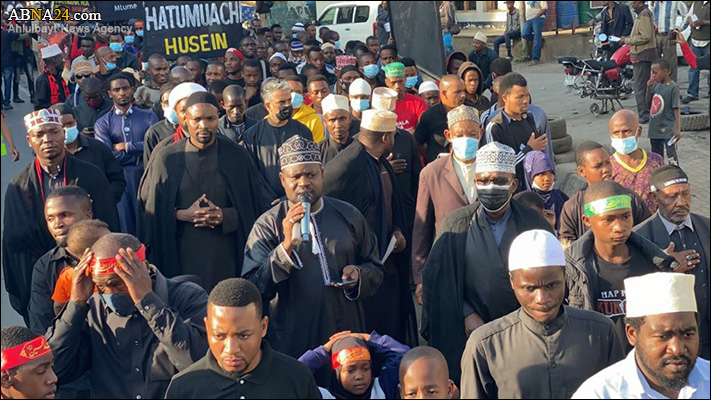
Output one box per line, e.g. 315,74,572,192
329,280,358,288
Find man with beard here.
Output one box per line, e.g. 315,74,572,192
2,109,119,324
242,135,383,359
559,141,651,243
70,77,112,135
323,110,418,348
135,54,169,110
573,273,710,398
47,233,208,399
165,278,319,398
28,186,94,333
34,44,69,110
634,165,710,360
95,73,158,235
219,85,258,145
421,142,554,384
461,230,624,398
142,82,204,166
1,326,57,399
139,92,265,291
271,24,284,42
243,79,313,201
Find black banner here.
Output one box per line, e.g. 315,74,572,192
143,1,244,60
92,1,144,22
52,0,91,14
388,1,445,77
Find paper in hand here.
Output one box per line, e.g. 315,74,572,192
384,22,391,33
380,235,397,264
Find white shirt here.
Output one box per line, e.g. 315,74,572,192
451,155,477,204
525,1,548,21
651,1,688,33
572,349,711,399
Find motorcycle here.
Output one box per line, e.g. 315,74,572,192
557,32,635,116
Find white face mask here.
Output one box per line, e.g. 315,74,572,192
532,180,554,192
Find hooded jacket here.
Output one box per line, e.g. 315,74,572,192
457,61,491,112
292,104,326,143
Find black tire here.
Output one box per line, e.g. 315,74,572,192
554,151,576,165
680,112,710,131
552,134,573,154
548,117,567,140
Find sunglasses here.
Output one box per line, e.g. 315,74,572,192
75,74,92,79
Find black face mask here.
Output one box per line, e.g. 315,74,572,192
477,184,513,212
276,105,293,121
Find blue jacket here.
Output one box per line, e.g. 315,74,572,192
601,2,634,38
94,105,158,167
467,46,498,90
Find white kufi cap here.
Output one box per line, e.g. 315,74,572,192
625,273,697,318
361,110,397,132
169,82,206,111
349,78,372,96
322,94,350,115
418,81,439,94
371,87,398,111
41,44,62,59
475,142,516,175
508,230,565,272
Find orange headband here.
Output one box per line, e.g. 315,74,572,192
90,245,146,275
331,346,371,370
1,336,51,372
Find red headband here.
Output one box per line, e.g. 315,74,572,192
331,346,371,370
226,47,244,61
1,336,51,372
90,245,146,275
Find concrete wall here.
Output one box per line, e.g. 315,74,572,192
454,30,595,63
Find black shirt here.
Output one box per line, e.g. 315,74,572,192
70,134,127,204
414,103,449,164
224,77,246,87
28,246,75,334
595,245,655,349
245,103,269,121
165,341,320,399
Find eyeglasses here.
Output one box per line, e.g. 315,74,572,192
75,74,92,79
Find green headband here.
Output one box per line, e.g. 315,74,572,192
584,195,632,217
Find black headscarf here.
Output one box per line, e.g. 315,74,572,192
329,337,374,400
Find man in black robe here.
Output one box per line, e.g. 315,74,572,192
138,92,265,291
319,94,355,165
2,109,119,323
323,109,418,348
242,135,383,359
421,142,554,384
219,85,258,145
142,82,178,165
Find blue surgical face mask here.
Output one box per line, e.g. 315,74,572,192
611,136,637,155
334,40,341,49
405,76,418,89
109,42,123,52
136,29,144,37
350,98,370,113
64,125,79,144
124,35,135,44
164,108,179,125
363,64,379,79
451,137,478,161
292,33,298,39
105,61,117,71
291,92,304,109
101,293,136,317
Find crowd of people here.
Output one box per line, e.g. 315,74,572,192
1,1,710,399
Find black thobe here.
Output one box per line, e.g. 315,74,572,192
2,155,119,321
421,200,554,384
28,246,75,334
138,136,265,289
461,306,625,399
323,140,418,347
47,267,208,399
318,119,361,166
69,133,127,204
165,341,320,399
142,119,177,167
243,119,313,201
391,129,422,243
634,212,711,360
242,197,384,359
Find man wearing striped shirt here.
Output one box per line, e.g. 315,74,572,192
652,1,688,81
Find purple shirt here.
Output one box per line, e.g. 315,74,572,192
94,105,158,167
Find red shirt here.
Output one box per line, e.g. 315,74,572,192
395,93,427,133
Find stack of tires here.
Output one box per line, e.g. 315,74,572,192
549,117,575,164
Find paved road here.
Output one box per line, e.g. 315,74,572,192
2,62,709,329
